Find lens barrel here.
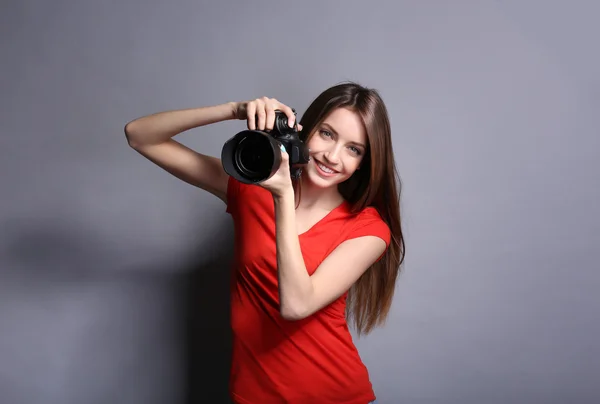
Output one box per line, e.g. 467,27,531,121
221,130,282,184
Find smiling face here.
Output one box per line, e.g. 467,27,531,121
304,107,368,190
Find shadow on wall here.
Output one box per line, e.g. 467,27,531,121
0,214,234,404
183,231,234,404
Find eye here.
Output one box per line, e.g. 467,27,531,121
349,146,362,156
319,130,332,138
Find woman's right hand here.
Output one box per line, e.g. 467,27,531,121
232,97,297,132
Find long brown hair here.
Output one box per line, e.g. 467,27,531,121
296,82,405,336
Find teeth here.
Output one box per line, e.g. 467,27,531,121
317,162,335,174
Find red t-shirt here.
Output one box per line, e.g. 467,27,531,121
225,176,391,404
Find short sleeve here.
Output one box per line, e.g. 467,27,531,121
346,208,391,261
347,209,391,245
225,175,240,215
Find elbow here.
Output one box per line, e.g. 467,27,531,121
124,121,141,149
280,303,310,321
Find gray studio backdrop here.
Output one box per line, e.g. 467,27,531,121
1,1,599,403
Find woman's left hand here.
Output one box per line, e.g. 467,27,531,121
259,143,294,198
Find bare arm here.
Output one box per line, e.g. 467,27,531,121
124,102,237,202
273,190,386,321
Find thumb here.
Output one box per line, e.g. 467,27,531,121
279,144,289,160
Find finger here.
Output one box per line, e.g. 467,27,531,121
297,124,303,131
265,104,276,131
279,144,289,161
279,105,296,128
256,99,266,131
246,102,257,130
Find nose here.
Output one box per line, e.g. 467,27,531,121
323,146,341,165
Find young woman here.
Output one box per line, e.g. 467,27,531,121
125,82,405,404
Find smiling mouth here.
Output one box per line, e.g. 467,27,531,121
314,159,339,174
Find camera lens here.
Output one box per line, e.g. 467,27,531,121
233,133,275,180
221,129,283,184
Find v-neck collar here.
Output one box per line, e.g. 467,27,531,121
298,200,350,237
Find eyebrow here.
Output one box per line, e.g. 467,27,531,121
321,123,367,149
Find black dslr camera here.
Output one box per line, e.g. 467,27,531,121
221,109,310,184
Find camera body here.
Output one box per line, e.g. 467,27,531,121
221,109,310,184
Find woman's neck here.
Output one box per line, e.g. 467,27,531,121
295,175,345,211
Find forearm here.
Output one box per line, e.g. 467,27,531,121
273,191,314,320
125,102,236,147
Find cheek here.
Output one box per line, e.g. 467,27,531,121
345,156,363,172
345,164,359,175
306,136,321,151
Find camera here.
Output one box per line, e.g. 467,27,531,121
221,109,310,184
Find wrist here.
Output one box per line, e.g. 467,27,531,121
272,188,295,205
226,101,238,120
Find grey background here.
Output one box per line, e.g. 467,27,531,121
1,0,599,403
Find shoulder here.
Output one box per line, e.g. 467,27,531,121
344,205,391,247
356,206,385,221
